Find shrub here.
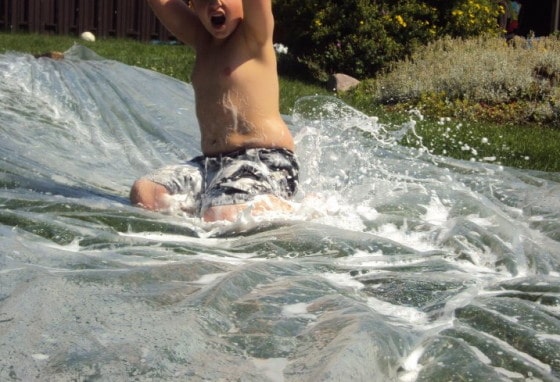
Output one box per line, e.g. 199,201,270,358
273,0,504,81
380,0,440,53
442,0,504,38
352,35,560,126
273,0,402,81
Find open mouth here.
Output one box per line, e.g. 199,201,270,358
211,14,226,27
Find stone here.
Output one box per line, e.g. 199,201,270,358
327,73,361,93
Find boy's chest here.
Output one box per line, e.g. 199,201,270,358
193,59,236,84
192,45,253,89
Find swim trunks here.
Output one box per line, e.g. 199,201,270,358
143,148,299,213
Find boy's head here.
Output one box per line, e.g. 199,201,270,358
190,0,243,39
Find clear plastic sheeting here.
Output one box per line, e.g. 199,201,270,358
1,46,559,381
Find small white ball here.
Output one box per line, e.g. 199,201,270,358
80,31,96,42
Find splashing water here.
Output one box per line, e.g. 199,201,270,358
1,46,559,381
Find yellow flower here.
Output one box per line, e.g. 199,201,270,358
395,15,407,28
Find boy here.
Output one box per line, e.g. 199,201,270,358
130,0,299,222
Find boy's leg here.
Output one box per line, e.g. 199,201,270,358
130,149,298,221
130,179,292,221
130,178,171,211
130,160,204,214
202,194,293,222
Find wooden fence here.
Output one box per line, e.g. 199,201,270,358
0,0,174,41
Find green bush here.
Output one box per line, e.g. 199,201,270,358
380,0,440,53
442,0,504,37
273,0,504,81
273,0,401,81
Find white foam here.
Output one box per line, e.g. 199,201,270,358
281,302,317,320
401,345,426,372
366,297,436,328
493,367,525,379
469,345,492,364
322,271,365,292
119,231,224,246
466,215,498,227
421,193,450,226
252,358,288,382
355,204,379,220
31,353,49,361
442,286,481,317
43,238,82,252
191,272,229,285
536,333,560,342
374,223,437,252
398,369,421,382
337,249,434,269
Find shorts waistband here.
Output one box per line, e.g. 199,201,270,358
199,147,296,160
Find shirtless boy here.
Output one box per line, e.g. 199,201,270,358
130,0,298,222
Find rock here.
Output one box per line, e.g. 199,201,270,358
327,73,360,93
80,31,96,42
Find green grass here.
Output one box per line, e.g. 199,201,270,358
2,32,560,172
401,119,560,171
0,33,195,81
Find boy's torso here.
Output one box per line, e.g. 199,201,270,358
191,28,294,156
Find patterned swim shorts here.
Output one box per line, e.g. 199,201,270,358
143,148,299,213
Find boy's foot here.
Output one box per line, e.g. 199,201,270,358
130,179,171,211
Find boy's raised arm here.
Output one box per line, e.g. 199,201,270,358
147,0,201,46
242,0,274,45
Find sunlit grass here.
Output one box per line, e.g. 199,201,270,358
402,119,560,171
0,33,194,82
